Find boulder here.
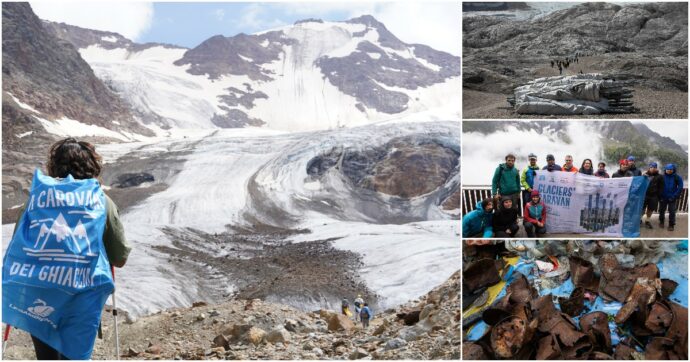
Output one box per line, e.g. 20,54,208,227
319,309,337,320
384,338,407,351
349,348,370,360
212,334,229,349
266,327,291,344
328,314,355,333
145,344,162,355
284,319,299,332
419,303,436,321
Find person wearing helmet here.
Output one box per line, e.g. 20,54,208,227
627,156,642,176
353,295,364,323
642,162,664,229
523,190,547,238
612,159,633,178
659,164,683,231
520,153,540,210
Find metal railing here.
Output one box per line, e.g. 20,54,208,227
461,186,689,217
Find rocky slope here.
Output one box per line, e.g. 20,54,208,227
463,2,688,93
2,270,460,360
1,3,153,214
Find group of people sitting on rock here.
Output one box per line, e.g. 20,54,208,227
462,152,684,237
341,295,373,328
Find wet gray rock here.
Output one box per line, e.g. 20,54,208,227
113,172,155,188
384,338,407,351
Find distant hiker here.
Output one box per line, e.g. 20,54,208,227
627,156,642,176
520,153,540,208
595,162,610,178
354,295,364,323
550,60,554,68
2,138,130,360
642,162,664,229
493,198,519,238
491,153,521,211
558,63,563,75
342,298,351,316
523,190,547,238
360,303,373,328
462,198,494,238
612,159,633,178
659,164,683,231
563,155,578,173
579,69,583,74
579,159,594,175
543,154,562,172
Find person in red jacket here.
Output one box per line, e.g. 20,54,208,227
523,190,547,238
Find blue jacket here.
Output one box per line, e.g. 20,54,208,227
462,201,493,237
661,164,683,200
360,306,373,320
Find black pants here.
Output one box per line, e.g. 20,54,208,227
494,223,519,238
659,199,677,226
523,221,546,238
32,335,69,360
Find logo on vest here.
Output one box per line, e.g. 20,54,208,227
8,299,58,329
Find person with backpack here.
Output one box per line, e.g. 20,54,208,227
359,303,373,329
520,153,540,210
353,295,364,323
341,298,351,316
492,198,519,238
462,198,494,238
642,162,664,229
2,138,130,360
523,190,547,238
659,164,683,231
491,154,521,210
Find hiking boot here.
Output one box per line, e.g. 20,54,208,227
668,225,674,232
645,221,653,229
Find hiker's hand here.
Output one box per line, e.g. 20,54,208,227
505,229,510,234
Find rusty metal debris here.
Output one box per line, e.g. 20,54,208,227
464,250,687,360
463,258,501,292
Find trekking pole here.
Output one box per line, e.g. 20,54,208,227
2,324,11,358
111,266,120,360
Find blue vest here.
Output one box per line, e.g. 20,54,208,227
2,170,114,360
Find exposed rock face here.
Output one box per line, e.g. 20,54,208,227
1,2,151,216
463,2,688,92
43,20,184,53
174,32,291,81
1,3,151,134
307,135,460,199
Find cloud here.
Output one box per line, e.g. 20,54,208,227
363,3,460,56
273,2,459,55
30,2,154,41
238,3,286,32
213,9,225,21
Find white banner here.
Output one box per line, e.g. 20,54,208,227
532,171,649,237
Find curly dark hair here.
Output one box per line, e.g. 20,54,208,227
46,138,102,179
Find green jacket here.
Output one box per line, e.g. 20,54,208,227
492,163,521,196
520,164,541,191
13,194,130,267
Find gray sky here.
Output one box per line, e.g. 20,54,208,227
636,121,689,147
